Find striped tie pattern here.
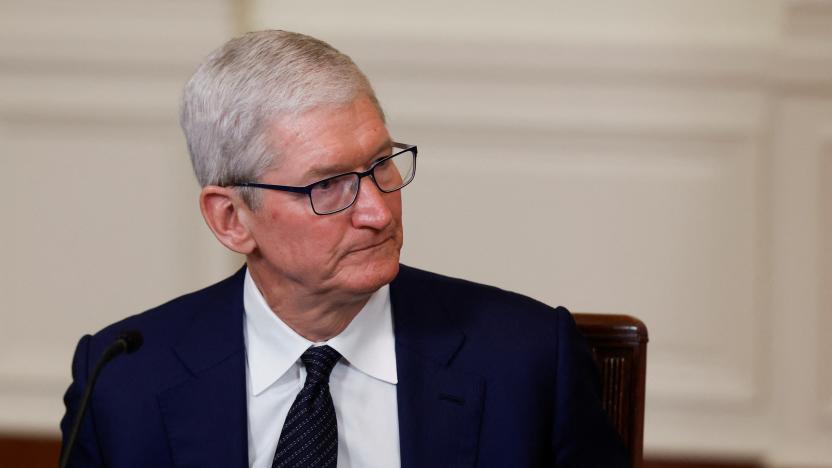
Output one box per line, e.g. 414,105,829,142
272,345,342,468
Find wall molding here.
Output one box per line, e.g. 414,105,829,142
331,37,832,94
785,0,832,39
821,131,832,427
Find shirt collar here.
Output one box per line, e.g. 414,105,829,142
328,281,397,386
243,269,397,396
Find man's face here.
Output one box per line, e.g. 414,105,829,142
243,94,403,299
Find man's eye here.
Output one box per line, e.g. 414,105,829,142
317,180,333,190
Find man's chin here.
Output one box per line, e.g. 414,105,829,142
341,258,400,295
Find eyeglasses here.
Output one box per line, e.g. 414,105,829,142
232,142,417,215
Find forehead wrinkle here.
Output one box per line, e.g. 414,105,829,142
303,137,393,180
265,96,390,182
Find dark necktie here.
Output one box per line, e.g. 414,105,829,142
272,345,342,468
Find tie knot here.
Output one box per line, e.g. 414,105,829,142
300,345,342,385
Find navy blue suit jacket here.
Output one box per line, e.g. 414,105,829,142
61,265,628,467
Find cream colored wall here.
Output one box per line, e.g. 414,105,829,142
0,0,240,433
2,1,831,467
253,0,784,44
249,1,832,466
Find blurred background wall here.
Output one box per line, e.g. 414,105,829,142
1,0,831,467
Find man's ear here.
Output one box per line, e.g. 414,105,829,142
199,186,257,255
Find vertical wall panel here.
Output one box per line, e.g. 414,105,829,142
767,96,832,467
0,0,237,433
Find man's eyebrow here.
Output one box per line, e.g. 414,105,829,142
303,139,393,181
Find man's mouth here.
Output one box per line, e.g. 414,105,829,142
351,237,392,254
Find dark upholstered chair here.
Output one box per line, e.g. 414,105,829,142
574,313,648,468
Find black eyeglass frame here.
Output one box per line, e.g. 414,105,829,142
231,142,417,215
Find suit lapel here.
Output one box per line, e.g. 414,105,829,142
391,267,485,468
153,265,486,467
157,269,249,468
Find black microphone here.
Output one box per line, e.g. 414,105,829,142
59,331,144,468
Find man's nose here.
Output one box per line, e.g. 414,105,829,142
350,176,393,229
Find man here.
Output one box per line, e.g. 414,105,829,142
61,31,628,467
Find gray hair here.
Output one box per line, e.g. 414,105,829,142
180,30,384,207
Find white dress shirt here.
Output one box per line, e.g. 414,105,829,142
243,270,401,468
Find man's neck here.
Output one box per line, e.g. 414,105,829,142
246,262,372,342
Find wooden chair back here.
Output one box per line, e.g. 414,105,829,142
573,313,648,468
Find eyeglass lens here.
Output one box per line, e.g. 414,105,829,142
310,149,415,214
